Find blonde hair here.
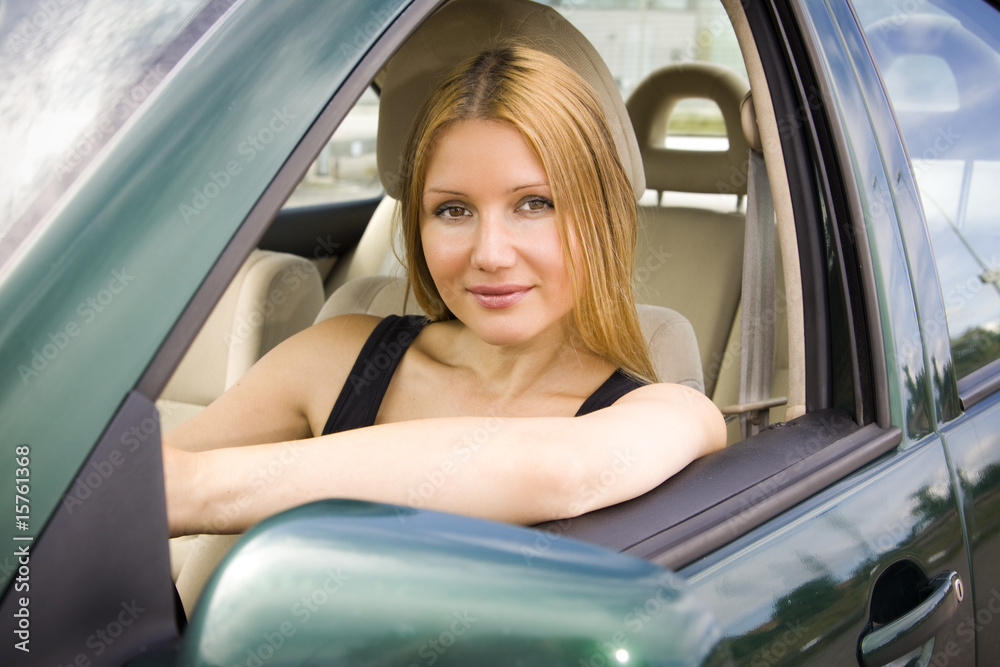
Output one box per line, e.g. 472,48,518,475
397,45,657,383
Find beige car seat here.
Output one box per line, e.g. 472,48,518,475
626,62,751,398
157,249,325,432
625,63,789,442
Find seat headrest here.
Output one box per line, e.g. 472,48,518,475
376,0,645,200
626,62,750,195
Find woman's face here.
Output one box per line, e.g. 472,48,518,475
419,119,576,348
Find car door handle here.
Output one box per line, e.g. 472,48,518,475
859,570,964,667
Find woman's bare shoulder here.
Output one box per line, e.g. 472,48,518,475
297,313,385,356
166,314,388,449
279,314,384,416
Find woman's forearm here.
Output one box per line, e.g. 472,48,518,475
163,384,723,537
166,414,574,535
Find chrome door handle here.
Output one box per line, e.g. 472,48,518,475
860,570,964,667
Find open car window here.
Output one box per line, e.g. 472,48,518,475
157,0,873,585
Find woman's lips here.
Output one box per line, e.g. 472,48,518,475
467,284,532,309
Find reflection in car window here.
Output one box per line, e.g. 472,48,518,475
0,0,229,269
858,0,1000,378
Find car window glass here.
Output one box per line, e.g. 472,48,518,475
857,0,1000,378
284,87,381,208
0,0,224,268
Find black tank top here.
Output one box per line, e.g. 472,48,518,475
322,315,646,435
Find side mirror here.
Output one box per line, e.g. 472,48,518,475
178,500,729,666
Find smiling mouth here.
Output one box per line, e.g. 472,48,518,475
467,285,532,309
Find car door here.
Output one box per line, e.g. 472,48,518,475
854,0,1000,664
676,1,979,664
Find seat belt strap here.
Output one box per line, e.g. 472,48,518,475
738,147,776,438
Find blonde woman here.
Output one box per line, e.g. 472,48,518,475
162,46,725,537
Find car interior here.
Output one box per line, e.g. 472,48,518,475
159,0,811,616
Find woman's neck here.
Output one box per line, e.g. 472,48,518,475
435,318,613,403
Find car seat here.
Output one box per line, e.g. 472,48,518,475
157,250,325,432
626,63,789,441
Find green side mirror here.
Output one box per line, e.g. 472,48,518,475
179,500,728,666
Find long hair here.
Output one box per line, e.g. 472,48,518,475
396,45,657,383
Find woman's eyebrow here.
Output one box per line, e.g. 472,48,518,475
423,182,550,197
510,182,550,193
424,187,465,196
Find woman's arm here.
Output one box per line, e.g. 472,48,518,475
163,314,381,451
163,382,725,536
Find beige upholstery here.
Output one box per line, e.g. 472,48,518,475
726,0,805,422
626,62,793,439
169,0,660,620
633,207,745,397
316,274,704,392
325,196,404,294
171,534,241,617
626,64,750,398
158,250,325,432
712,249,790,444
628,63,752,197
325,0,705,389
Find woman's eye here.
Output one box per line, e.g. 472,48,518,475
435,204,469,220
518,197,554,213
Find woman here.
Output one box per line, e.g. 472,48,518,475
163,46,726,537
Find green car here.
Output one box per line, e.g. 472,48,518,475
2,0,999,664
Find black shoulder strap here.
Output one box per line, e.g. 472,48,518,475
322,315,429,435
575,369,647,417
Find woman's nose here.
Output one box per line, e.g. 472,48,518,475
470,211,517,271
